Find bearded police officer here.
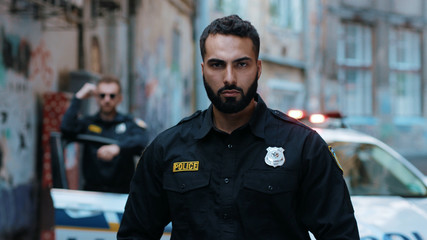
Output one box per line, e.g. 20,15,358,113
117,15,359,239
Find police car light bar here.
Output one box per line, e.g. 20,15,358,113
287,109,348,129
287,109,306,120
309,114,326,124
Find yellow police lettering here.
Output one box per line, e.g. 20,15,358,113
173,161,199,172
88,124,102,133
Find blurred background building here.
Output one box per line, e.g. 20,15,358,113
1,0,427,238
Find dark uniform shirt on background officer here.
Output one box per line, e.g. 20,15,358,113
60,75,148,193
117,15,359,239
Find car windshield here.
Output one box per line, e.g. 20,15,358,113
330,142,427,197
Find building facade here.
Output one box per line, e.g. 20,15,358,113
317,0,427,157
0,0,195,238
206,0,427,157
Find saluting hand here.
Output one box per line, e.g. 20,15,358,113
76,83,97,99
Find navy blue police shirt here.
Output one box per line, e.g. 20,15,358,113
60,96,148,193
118,94,359,239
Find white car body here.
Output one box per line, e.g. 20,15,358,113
316,127,427,240
50,127,427,240
51,188,172,240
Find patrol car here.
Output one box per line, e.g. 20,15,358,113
50,109,427,240
49,132,172,240
289,110,427,240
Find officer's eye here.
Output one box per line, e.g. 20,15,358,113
210,62,224,68
237,62,248,68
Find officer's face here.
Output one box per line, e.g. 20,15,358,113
201,34,262,114
96,82,122,116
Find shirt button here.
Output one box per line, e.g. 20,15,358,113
268,185,274,191
227,144,232,149
223,213,228,219
180,184,186,189
224,178,230,184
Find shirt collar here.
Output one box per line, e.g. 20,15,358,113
194,94,267,140
249,94,267,139
194,105,214,139
94,112,125,123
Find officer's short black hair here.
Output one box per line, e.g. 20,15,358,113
97,75,122,93
199,14,260,61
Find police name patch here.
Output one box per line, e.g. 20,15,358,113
173,161,199,172
88,124,102,133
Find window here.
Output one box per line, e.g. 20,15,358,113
269,0,302,31
337,22,373,116
330,141,426,196
266,79,305,112
389,28,421,117
215,0,247,18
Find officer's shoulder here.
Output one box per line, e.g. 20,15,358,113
177,110,202,125
121,114,147,129
133,117,147,129
269,108,313,131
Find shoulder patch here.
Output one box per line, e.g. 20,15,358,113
178,111,202,125
134,118,147,129
329,146,343,172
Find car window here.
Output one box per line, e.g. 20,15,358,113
330,142,427,197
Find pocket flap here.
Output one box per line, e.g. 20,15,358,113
163,171,210,193
244,170,297,194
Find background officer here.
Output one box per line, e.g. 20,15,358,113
60,75,148,193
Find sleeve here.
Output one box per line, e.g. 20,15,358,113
60,96,86,137
117,119,149,156
117,138,170,240
299,132,359,240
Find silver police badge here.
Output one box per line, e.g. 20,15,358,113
115,123,127,134
265,147,285,168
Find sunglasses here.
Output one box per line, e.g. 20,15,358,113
98,93,117,99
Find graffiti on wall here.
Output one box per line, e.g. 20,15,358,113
0,26,54,90
0,23,46,237
0,73,36,236
0,27,32,82
30,40,54,89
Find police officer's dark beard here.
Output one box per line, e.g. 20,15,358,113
203,72,258,114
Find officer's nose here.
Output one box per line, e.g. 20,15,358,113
223,66,236,85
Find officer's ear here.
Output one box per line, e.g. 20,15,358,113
257,59,262,79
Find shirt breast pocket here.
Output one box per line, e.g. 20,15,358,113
163,170,211,229
243,170,298,194
163,170,210,193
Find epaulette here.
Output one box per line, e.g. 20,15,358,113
271,109,312,130
178,110,202,125
271,109,292,122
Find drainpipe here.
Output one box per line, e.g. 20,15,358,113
77,13,84,69
194,0,210,110
302,0,310,111
127,0,137,113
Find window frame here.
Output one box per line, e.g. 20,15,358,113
388,27,422,117
336,21,374,116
